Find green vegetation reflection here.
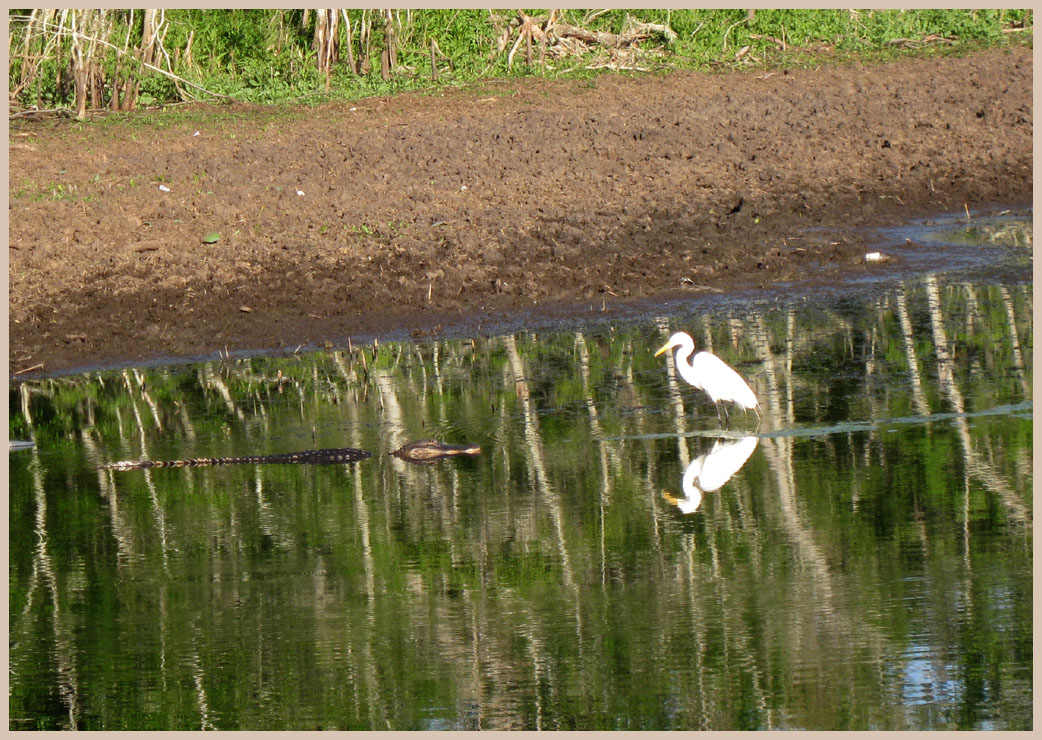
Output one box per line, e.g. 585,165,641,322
8,276,1032,730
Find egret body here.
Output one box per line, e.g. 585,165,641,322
654,331,759,425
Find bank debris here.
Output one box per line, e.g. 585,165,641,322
492,10,677,72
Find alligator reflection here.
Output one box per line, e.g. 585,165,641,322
662,436,758,514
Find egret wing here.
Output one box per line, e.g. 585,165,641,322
690,351,758,408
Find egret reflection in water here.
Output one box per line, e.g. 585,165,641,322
662,435,759,513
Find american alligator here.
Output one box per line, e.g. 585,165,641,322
100,439,481,471
100,447,372,471
390,439,481,464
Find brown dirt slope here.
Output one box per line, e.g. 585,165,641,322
8,48,1032,376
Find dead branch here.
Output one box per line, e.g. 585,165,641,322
887,34,956,48
555,17,676,48
553,23,626,47
749,33,786,50
497,11,677,70
621,16,678,45
9,107,78,120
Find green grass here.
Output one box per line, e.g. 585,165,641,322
10,177,99,203
8,9,1033,114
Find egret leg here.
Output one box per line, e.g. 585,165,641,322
715,401,730,429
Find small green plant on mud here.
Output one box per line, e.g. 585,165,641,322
11,180,95,203
48,183,72,200
11,177,36,199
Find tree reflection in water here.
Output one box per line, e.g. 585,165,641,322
8,273,1032,731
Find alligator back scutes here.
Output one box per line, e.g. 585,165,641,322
100,446,372,471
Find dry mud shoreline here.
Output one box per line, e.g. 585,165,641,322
8,47,1032,377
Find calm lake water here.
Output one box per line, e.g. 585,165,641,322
8,220,1032,730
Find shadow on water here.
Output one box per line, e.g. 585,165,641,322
8,233,1032,729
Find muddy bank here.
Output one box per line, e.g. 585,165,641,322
8,47,1032,377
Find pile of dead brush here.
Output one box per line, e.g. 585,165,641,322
492,10,677,72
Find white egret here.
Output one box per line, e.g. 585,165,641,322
654,331,760,426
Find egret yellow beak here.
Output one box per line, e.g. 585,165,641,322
654,341,672,357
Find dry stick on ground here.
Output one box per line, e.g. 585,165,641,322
887,34,957,48
623,17,678,44
749,33,786,50
558,14,678,47
13,364,44,376
10,107,79,120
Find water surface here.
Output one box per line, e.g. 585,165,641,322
9,258,1032,729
